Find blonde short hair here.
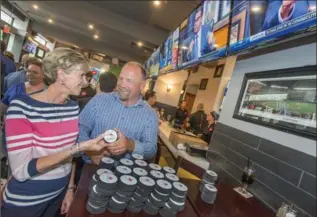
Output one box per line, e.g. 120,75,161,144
42,47,88,85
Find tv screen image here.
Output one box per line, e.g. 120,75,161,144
23,40,37,54
159,28,179,74
146,47,160,78
229,0,317,53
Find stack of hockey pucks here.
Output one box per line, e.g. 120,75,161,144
128,176,156,213
99,156,115,170
148,163,162,172
201,184,217,204
149,170,165,181
144,179,172,215
162,166,176,175
108,174,138,213
114,165,132,177
132,167,148,179
134,159,148,169
199,170,218,192
87,173,118,214
119,158,134,168
89,168,113,192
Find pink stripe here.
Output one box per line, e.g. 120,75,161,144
7,135,78,145
8,141,76,152
5,119,32,137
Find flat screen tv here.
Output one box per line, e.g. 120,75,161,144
229,0,317,53
145,47,160,78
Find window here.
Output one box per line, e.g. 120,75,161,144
1,10,13,24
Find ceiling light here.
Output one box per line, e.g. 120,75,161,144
309,5,316,11
251,6,261,13
153,1,161,7
94,34,99,39
33,4,39,10
88,24,94,30
48,19,53,23
137,41,143,47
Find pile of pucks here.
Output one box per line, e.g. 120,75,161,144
199,170,218,192
86,154,189,216
200,184,217,204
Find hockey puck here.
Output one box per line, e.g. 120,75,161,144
119,158,134,168
131,191,147,203
132,153,144,160
160,203,178,217
89,174,98,192
129,197,144,207
170,192,186,203
138,176,156,191
149,163,162,171
152,189,169,202
107,205,125,214
162,166,176,174
109,196,128,210
116,189,134,197
135,187,151,197
98,173,118,190
96,168,113,177
99,157,115,170
88,196,109,208
118,175,138,192
155,179,172,195
115,165,132,177
86,201,107,215
165,173,179,182
167,197,185,211
132,167,148,178
149,170,164,181
203,170,218,183
172,182,188,197
113,191,131,203
104,129,118,143
143,200,160,215
201,184,217,204
149,192,165,208
127,204,143,213
134,159,148,168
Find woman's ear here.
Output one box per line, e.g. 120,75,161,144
56,69,66,85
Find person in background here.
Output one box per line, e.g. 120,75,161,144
17,53,29,70
143,90,157,108
96,72,117,94
174,100,188,129
1,48,108,217
189,103,208,135
3,51,15,62
79,61,158,165
1,41,16,96
4,57,40,93
201,111,219,143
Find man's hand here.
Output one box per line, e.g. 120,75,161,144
107,129,135,156
281,0,295,19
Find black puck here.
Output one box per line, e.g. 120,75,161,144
129,197,144,207
149,170,164,181
132,154,144,160
155,179,172,195
143,200,160,215
165,173,179,182
127,204,143,213
134,159,148,168
172,182,188,197
162,166,176,174
148,163,162,171
89,174,98,192
149,192,165,208
132,167,148,178
86,201,107,215
167,197,185,211
116,189,134,197
98,173,118,190
131,191,147,203
109,196,128,210
115,165,132,177
118,175,138,192
152,189,170,202
119,158,134,168
170,192,186,203
138,176,156,192
99,157,115,170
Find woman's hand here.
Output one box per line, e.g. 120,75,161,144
60,190,74,215
79,134,107,153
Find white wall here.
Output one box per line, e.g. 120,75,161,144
219,43,317,157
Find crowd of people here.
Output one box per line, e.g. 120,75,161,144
0,42,218,217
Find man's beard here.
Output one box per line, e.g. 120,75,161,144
118,87,130,101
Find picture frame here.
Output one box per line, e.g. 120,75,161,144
233,65,316,139
214,64,225,78
199,78,209,90
221,0,231,19
230,20,241,44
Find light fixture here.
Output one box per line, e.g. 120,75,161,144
100,68,106,73
309,5,316,11
137,41,143,47
94,34,99,39
33,4,39,10
180,90,184,94
88,24,94,30
48,19,53,23
153,1,161,7
251,6,261,13
167,84,172,92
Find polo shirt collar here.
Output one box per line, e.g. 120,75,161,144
114,92,145,108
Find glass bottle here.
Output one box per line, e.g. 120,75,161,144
276,202,289,217
285,208,297,217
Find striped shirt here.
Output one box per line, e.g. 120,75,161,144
78,92,158,161
3,95,79,207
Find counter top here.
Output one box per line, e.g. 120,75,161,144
158,122,210,170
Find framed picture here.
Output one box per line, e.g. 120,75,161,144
230,20,240,44
233,65,316,139
214,64,224,78
35,47,45,59
230,9,247,45
199,78,209,90
221,0,231,19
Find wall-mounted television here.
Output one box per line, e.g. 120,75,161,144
159,27,179,74
145,47,160,78
35,47,45,59
23,40,37,54
229,0,317,53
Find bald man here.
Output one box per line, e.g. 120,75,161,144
78,61,158,164
189,103,208,135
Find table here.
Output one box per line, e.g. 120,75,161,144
181,178,275,217
67,164,199,217
158,122,210,170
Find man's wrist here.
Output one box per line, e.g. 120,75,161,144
127,139,135,152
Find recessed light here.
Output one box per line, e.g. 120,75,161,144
33,4,39,10
94,34,99,39
48,19,53,23
88,24,94,30
153,1,161,7
137,41,143,47
251,6,261,13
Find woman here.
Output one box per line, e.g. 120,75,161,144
1,48,108,217
143,90,157,108
201,111,219,143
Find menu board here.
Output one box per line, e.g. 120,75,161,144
229,0,317,53
145,47,160,78
159,28,179,74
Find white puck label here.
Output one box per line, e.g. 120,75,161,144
120,175,137,186
96,168,113,176
135,160,147,167
116,165,132,174
149,163,162,171
104,130,118,143
100,173,118,184
206,170,217,177
163,166,176,174
139,177,155,187
150,170,164,179
157,179,172,190
205,184,217,192
101,157,115,164
120,158,133,166
173,182,188,192
132,154,144,160
165,173,179,182
133,167,148,176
